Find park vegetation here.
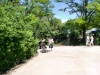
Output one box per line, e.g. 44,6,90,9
0,0,100,74
56,0,100,45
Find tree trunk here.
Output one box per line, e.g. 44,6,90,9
82,0,88,44
83,27,86,43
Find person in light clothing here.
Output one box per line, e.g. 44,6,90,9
48,37,54,51
90,34,94,46
86,34,90,46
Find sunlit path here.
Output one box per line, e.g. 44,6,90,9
7,46,100,75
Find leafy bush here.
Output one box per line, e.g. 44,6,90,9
0,5,38,73
93,30,100,45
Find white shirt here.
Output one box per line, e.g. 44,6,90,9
49,39,54,44
86,36,90,42
90,36,94,41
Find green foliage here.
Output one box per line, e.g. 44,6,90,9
0,3,39,73
86,1,100,12
93,30,100,45
55,0,100,42
74,18,86,25
86,1,100,28
54,25,68,43
69,31,80,45
54,0,100,45
0,0,60,73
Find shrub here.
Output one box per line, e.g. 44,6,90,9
0,5,38,73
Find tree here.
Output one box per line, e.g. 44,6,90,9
0,0,39,73
56,0,98,42
86,0,100,28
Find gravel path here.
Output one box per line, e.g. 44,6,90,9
7,46,100,75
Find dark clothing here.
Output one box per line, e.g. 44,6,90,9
41,42,47,49
38,41,42,49
49,44,53,48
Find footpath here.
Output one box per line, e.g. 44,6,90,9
7,46,100,75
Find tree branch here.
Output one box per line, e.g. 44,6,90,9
62,1,80,18
87,10,96,23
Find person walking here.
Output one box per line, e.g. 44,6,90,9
48,37,54,51
86,34,90,46
90,34,94,46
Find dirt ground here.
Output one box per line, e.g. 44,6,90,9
6,46,100,75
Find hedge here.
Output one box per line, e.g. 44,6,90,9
0,4,38,73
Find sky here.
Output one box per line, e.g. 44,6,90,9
20,0,78,23
51,0,78,23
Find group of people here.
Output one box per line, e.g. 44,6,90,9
86,34,94,46
38,37,54,53
38,34,94,52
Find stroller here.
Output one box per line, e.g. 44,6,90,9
40,41,47,53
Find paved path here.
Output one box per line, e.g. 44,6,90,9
7,46,100,75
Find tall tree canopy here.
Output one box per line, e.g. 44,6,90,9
56,0,100,42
